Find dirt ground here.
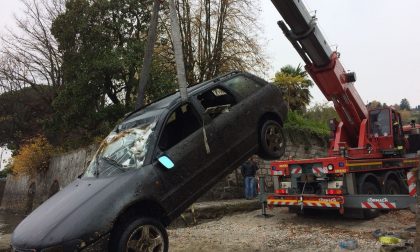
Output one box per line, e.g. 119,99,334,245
168,208,416,252
0,208,415,251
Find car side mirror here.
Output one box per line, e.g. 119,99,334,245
158,155,175,169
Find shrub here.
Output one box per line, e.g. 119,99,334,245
284,111,330,138
11,136,54,176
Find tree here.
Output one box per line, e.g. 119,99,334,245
273,64,313,111
367,100,382,110
0,0,65,105
0,87,55,150
304,103,338,127
0,167,11,178
0,0,67,149
50,0,177,147
400,98,411,111
160,0,267,85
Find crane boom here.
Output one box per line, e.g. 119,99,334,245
272,0,368,148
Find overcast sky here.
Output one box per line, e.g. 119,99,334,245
261,0,420,107
1,0,420,108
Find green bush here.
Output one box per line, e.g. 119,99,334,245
284,111,330,138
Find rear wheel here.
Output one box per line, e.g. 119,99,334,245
360,181,381,194
113,217,168,252
259,120,286,159
360,181,381,219
384,179,401,194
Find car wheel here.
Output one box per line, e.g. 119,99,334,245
259,120,286,159
115,217,168,252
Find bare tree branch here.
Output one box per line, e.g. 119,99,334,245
0,0,65,106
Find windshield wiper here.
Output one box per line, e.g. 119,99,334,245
94,157,100,177
100,156,125,172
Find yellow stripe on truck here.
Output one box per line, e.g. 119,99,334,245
403,160,418,164
347,162,382,167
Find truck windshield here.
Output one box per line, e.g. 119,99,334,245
369,109,390,137
84,117,158,178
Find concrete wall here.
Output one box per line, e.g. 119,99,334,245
0,131,327,213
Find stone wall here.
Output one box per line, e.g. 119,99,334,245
0,145,97,213
0,178,6,206
1,175,30,213
199,131,327,201
0,131,327,213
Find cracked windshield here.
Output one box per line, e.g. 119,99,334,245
84,119,157,177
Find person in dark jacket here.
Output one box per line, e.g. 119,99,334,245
240,156,259,199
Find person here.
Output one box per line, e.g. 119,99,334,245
240,156,259,200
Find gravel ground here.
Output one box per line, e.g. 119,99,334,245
168,208,415,252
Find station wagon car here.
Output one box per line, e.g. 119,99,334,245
12,71,287,252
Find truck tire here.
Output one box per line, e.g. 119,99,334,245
360,181,381,194
112,217,168,252
384,179,401,194
360,181,380,219
259,120,286,160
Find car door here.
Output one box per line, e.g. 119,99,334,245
153,101,226,218
192,84,258,184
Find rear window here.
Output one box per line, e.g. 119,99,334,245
224,75,264,98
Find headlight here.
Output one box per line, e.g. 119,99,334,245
327,164,334,171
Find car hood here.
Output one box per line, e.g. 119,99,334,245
12,171,139,249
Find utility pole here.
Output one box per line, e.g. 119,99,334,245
136,0,189,107
135,0,161,109
168,0,188,102
0,147,4,171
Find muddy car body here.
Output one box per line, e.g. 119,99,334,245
11,71,287,251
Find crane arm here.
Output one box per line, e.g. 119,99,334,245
272,0,368,147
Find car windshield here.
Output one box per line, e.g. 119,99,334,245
84,116,158,178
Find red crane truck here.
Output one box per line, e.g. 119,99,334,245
264,0,419,218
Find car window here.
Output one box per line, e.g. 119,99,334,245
158,103,201,151
197,87,236,119
224,75,264,98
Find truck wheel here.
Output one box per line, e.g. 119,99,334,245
360,181,380,219
384,179,401,194
259,120,286,160
114,217,168,252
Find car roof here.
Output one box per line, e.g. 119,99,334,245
124,71,247,120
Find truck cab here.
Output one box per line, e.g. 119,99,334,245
368,108,405,156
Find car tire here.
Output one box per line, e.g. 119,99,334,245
259,120,286,160
114,217,168,252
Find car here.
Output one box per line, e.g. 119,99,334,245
11,71,288,252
